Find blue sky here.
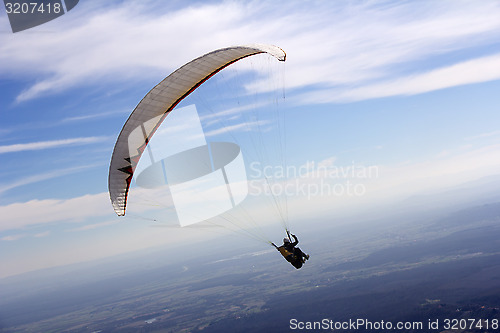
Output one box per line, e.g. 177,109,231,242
1,0,500,278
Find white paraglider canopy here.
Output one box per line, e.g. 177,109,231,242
108,44,286,216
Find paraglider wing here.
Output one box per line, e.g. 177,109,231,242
109,44,286,216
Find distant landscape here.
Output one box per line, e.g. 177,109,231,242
1,189,500,332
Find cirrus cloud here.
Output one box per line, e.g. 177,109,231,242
1,1,500,103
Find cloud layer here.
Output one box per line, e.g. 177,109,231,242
1,1,500,103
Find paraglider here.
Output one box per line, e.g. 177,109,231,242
108,44,285,216
272,231,310,269
108,44,309,268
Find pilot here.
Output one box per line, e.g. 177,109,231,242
273,233,309,269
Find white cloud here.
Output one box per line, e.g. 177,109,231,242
1,1,500,102
298,53,500,103
1,234,27,241
465,130,500,141
0,136,108,154
204,120,271,137
367,143,500,199
68,220,118,232
34,231,51,238
1,142,499,276
60,109,127,123
200,101,271,127
0,230,49,242
0,164,99,194
0,192,112,232
317,157,337,169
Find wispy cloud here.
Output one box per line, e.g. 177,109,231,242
68,220,118,232
203,120,271,137
1,234,27,241
0,186,176,233
2,1,500,103
0,136,108,154
34,231,51,238
200,101,272,127
0,164,100,194
465,130,500,141
0,128,14,139
297,53,500,103
0,192,111,232
374,143,500,198
59,109,127,123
